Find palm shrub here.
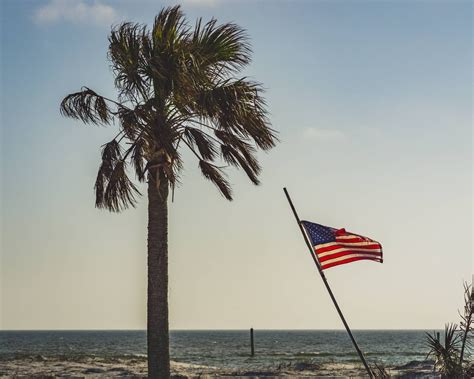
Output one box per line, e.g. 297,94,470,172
459,281,473,366
60,6,277,378
426,324,462,377
426,281,474,378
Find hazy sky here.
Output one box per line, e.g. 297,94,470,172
1,0,472,330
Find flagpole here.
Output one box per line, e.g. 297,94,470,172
283,187,373,378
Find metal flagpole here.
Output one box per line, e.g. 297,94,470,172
283,187,374,378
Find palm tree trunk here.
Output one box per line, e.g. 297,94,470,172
147,172,170,379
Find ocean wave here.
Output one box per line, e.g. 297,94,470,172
290,351,425,358
0,352,149,363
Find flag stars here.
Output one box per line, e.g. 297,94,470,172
302,221,336,245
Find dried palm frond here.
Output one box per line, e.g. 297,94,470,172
128,137,147,182
103,161,141,212
221,144,260,185
94,140,140,211
198,160,232,200
60,87,112,125
94,140,121,207
117,107,142,139
184,127,217,161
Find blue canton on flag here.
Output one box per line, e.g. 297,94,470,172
302,222,336,245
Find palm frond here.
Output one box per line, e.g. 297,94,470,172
193,79,277,150
95,140,121,208
103,161,141,212
117,106,142,139
149,6,190,99
94,140,141,211
198,160,232,200
60,87,112,125
214,129,258,161
426,324,462,377
101,139,121,166
190,18,251,74
184,127,217,161
128,138,147,182
170,150,183,188
109,22,150,101
221,144,260,185
152,6,189,49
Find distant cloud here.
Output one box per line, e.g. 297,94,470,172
302,127,346,141
34,0,118,26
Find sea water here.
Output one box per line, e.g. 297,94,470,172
0,330,434,370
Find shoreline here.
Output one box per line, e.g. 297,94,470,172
0,355,436,378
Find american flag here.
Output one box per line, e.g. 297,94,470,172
301,221,383,270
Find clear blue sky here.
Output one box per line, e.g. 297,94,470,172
1,0,472,330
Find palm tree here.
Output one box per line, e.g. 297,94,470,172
60,6,277,378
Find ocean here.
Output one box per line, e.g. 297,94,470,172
1,329,434,372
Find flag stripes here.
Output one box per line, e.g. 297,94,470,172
301,221,383,270
316,234,382,270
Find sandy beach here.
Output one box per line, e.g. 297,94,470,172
0,355,437,378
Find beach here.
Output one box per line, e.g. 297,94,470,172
0,330,438,377
0,355,437,377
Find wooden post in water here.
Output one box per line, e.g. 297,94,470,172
250,328,255,356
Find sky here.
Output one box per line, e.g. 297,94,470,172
0,0,472,330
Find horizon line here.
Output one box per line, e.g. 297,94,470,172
0,328,442,332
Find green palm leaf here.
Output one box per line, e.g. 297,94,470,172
426,324,462,377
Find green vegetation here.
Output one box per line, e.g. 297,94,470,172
426,281,473,378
